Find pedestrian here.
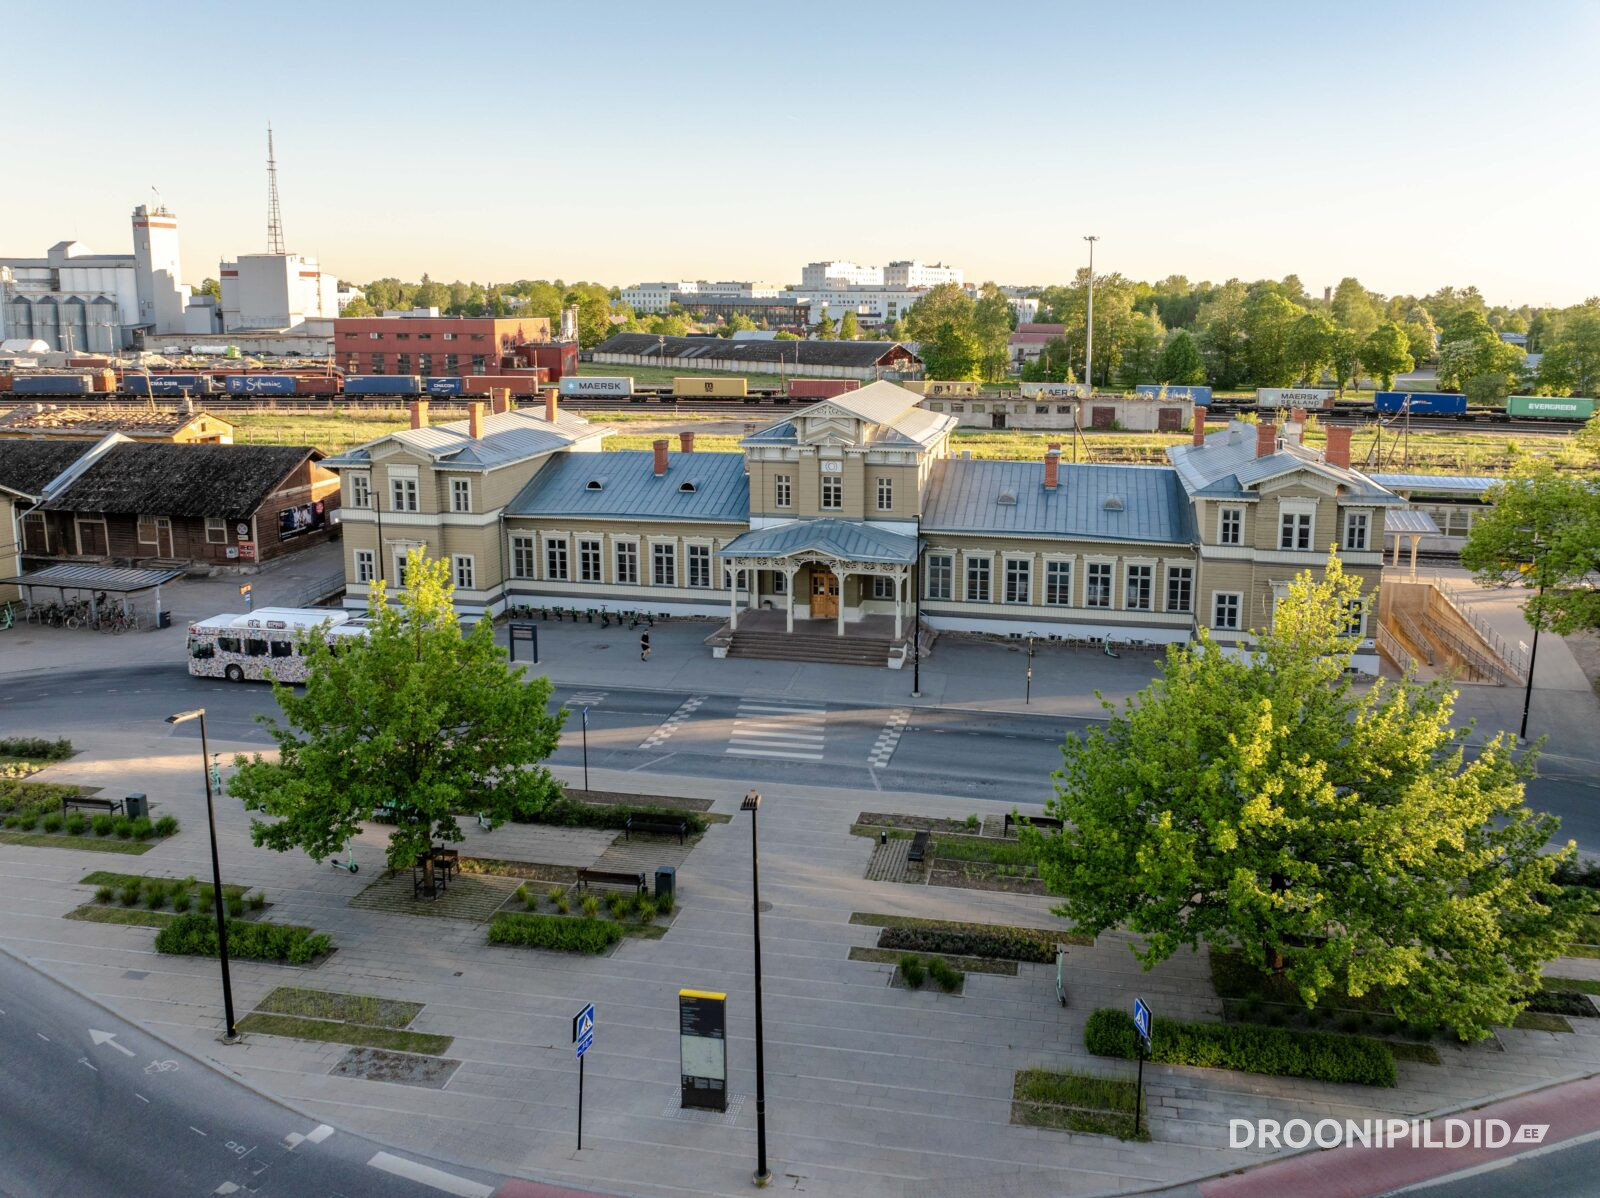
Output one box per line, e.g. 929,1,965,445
640,632,651,662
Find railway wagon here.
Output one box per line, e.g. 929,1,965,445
558,375,633,398
1257,387,1335,411
123,373,217,397
12,374,92,396
1019,382,1089,399
1135,383,1212,405
901,380,982,398
291,375,343,396
672,376,748,398
464,373,546,395
422,377,465,396
224,374,298,396
1505,395,1596,421
1373,391,1468,416
786,378,861,400
345,374,424,397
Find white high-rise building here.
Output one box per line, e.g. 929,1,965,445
130,204,190,334
801,260,884,288
882,260,963,288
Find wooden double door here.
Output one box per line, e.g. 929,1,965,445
810,568,839,619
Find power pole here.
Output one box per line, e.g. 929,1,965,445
266,123,285,255
1082,236,1099,390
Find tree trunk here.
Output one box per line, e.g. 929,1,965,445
423,854,435,897
1266,942,1286,974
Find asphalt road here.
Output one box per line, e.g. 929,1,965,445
3,662,1597,845
0,947,507,1198
1399,1133,1600,1197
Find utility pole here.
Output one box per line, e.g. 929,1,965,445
1082,236,1099,391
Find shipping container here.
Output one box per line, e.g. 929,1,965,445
225,374,298,396
1256,387,1335,411
1019,382,1089,400
1373,391,1468,416
1506,395,1596,421
463,374,545,395
422,376,465,396
124,373,214,397
345,374,423,396
672,376,749,398
559,375,634,398
1135,383,1212,406
14,374,91,396
291,375,342,396
785,378,862,400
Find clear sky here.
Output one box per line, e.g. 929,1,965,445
5,0,1596,306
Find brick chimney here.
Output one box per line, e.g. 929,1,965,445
468,401,485,439
491,387,510,415
1290,406,1307,424
409,400,429,430
544,389,559,424
680,430,696,453
1043,443,1061,490
1256,420,1277,458
653,438,669,477
1325,424,1353,469
1192,419,1207,448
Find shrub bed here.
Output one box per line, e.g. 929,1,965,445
488,912,624,954
155,913,331,964
0,779,85,820
1527,989,1597,1018
1084,1008,1397,1087
879,925,1056,963
515,797,707,835
929,835,1039,869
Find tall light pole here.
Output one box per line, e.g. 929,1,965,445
1520,580,1545,743
741,791,771,1187
165,708,239,1043
1082,236,1099,391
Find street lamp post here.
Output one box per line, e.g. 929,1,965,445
581,705,590,792
165,708,238,1043
741,791,771,1187
911,528,924,699
1520,582,1545,743
1083,236,1099,390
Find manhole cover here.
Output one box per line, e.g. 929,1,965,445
329,1047,460,1089
123,970,148,980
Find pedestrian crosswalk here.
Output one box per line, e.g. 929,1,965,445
867,707,912,769
638,695,705,750
725,699,827,762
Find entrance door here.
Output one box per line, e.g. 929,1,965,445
991,412,1007,428
76,518,108,557
1092,405,1116,428
810,569,839,619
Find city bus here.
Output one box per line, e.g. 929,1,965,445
186,608,367,682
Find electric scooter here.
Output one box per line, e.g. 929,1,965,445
331,843,359,874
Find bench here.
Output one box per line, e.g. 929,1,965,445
624,814,689,844
907,830,929,863
62,796,123,817
577,867,647,895
1003,813,1065,837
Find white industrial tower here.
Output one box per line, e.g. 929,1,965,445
130,200,189,334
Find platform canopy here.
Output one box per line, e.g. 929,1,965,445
1,563,183,593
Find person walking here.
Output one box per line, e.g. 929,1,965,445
640,632,651,662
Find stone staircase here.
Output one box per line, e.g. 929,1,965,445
726,624,896,667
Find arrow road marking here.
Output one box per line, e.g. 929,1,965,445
89,1028,135,1056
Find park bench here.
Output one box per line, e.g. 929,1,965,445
1003,813,1065,837
907,830,929,863
577,867,647,895
61,795,123,817
624,814,689,844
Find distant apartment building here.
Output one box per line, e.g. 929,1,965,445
882,260,963,288
621,281,781,315
801,259,963,289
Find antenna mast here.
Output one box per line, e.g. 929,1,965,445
266,123,285,254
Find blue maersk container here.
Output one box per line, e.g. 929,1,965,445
1136,383,1212,406
1373,391,1467,416
14,375,91,396
423,376,465,395
344,375,422,396
225,374,297,396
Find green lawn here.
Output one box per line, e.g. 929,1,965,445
237,1012,452,1055
0,831,151,854
64,905,176,928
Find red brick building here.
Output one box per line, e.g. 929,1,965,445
334,316,571,379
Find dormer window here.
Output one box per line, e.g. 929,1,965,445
585,479,604,491
1103,496,1124,511
997,491,1017,506
678,481,697,493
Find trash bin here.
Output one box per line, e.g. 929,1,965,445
155,610,172,630
655,866,675,904
124,793,148,820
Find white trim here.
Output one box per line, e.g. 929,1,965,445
922,612,1191,642
1216,504,1245,546
1211,590,1244,630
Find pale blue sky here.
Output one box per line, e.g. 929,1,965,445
5,1,1596,305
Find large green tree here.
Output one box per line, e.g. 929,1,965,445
1024,555,1578,1040
1287,311,1339,385
231,553,567,881
918,320,981,380
1461,464,1600,636
1537,301,1600,397
1361,321,1415,389
1157,329,1206,385
972,282,1017,382
1244,291,1305,386
1195,279,1250,388
1330,277,1381,339
838,310,860,341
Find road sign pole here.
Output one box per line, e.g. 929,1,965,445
1134,1039,1143,1138
577,1053,584,1151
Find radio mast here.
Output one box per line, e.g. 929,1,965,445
266,123,285,254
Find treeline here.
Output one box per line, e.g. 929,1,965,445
341,277,617,348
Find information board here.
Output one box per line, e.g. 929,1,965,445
678,989,728,1111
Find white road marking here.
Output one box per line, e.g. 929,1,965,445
366,1151,494,1197
214,1183,241,1195
190,1126,207,1136
134,1093,149,1104
726,699,827,762
638,695,705,749
77,1057,98,1072
728,747,825,761
36,1032,50,1042
88,1028,135,1056
867,707,912,769
305,1123,334,1144
283,1132,305,1150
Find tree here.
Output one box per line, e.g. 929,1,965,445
814,308,837,340
1462,464,1600,636
972,282,1017,382
1116,310,1166,387
230,553,567,888
1361,322,1415,389
1195,280,1250,388
887,316,910,342
918,320,980,380
1537,301,1600,397
194,277,222,301
339,295,375,317
1287,312,1338,385
904,282,976,344
567,289,614,348
1330,277,1381,339
1157,329,1206,385
1024,554,1579,1040
838,310,860,341
720,313,756,338
1330,329,1365,393
1244,291,1305,386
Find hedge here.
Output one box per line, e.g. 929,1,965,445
878,925,1055,963
488,912,624,954
516,798,706,835
1527,989,1598,1018
154,913,332,965
1084,1008,1396,1087
0,737,73,761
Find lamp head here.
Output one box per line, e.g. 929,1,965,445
165,708,204,725
741,791,762,813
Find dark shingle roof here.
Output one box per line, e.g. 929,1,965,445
593,333,921,370
39,442,321,519
0,440,94,498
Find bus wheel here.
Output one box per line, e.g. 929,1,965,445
225,665,245,682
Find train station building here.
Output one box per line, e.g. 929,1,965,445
326,384,1406,670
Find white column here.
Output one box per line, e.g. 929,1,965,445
894,569,904,640
837,570,848,637
729,567,739,631
785,566,796,633
1410,535,1420,579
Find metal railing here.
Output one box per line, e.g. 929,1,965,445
290,570,347,608
1426,575,1527,679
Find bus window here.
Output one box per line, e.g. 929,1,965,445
245,638,268,657
270,641,293,658
217,636,241,654
189,639,215,659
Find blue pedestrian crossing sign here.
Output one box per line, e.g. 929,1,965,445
1133,997,1152,1046
573,1003,595,1059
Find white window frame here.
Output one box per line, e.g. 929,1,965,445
925,553,953,601
820,472,842,510
1218,505,1243,546
452,554,476,590
774,473,792,509
686,543,712,588
965,555,992,603
1278,499,1316,551
1124,562,1154,611
876,476,893,512
871,575,896,599
391,477,418,512
1044,559,1072,606
354,549,375,583
771,570,788,595
1003,557,1031,605
1085,559,1114,609
1213,591,1242,630
350,473,371,509
578,538,602,583
205,517,227,545
1343,509,1370,552
137,514,160,546
511,535,536,579
450,478,472,513
615,539,639,585
651,542,676,588
1165,565,1193,613
545,536,569,581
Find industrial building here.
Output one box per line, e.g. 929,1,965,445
921,391,1193,432
333,312,578,380
0,405,234,444
590,333,923,380
219,252,337,332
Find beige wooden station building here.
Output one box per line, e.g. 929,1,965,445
325,384,1404,669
